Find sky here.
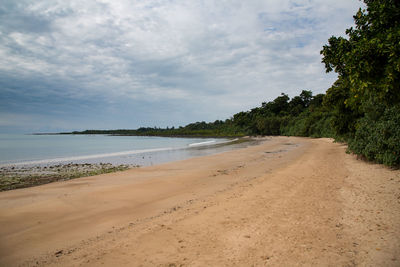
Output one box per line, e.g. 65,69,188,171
0,0,364,133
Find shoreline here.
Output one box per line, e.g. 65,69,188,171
0,136,252,168
0,137,257,191
0,136,399,266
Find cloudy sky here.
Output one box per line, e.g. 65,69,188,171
0,0,363,133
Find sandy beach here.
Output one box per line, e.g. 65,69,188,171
0,136,399,266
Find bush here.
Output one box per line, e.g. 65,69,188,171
348,105,400,167
256,116,282,135
280,110,335,138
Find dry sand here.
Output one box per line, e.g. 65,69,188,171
0,136,399,266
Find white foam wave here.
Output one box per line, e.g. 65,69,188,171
188,138,238,147
0,147,173,167
188,140,216,147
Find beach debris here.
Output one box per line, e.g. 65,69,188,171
55,250,63,257
265,149,286,154
217,169,229,175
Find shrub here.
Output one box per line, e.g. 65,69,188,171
348,105,400,167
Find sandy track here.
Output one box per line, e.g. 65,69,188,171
0,137,399,266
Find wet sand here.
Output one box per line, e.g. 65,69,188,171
0,136,399,266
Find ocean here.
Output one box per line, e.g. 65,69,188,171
0,134,242,167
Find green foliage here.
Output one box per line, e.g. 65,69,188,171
267,93,290,115
348,105,400,167
231,90,335,138
255,115,283,135
68,90,330,138
323,79,360,138
281,110,335,138
68,119,246,138
321,0,400,111
320,0,400,166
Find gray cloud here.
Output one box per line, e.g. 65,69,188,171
0,0,364,132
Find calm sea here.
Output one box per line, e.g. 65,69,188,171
0,134,238,167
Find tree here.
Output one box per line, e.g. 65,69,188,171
267,93,290,115
321,0,400,113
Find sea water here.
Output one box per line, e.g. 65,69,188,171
0,134,240,167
